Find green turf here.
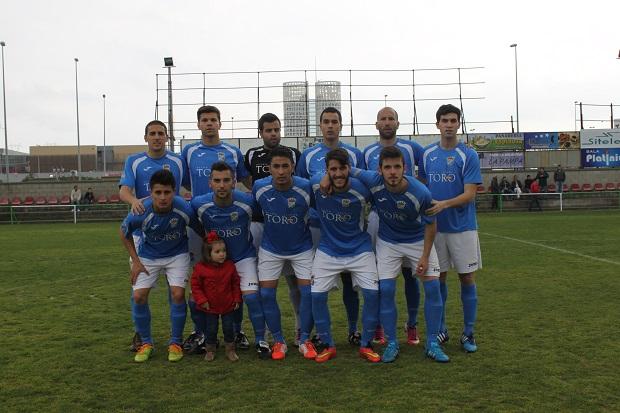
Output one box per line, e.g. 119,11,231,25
1,211,619,412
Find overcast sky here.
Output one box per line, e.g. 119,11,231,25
1,0,618,152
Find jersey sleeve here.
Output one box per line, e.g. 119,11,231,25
181,156,191,190
349,167,379,188
244,148,253,175
235,147,250,180
182,201,204,236
119,157,136,189
464,149,482,185
296,153,309,178
417,149,428,181
412,141,424,167
353,147,366,169
418,187,436,225
120,213,140,239
251,182,264,217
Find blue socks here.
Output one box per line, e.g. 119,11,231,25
341,272,360,334
244,292,266,343
260,287,284,343
440,280,448,332
461,283,477,336
132,301,152,344
423,279,443,348
378,279,397,344
312,291,333,347
402,267,420,327
169,301,187,345
298,284,313,342
232,305,243,334
361,288,379,346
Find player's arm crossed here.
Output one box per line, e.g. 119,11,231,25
425,184,477,216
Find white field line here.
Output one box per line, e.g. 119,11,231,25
480,232,620,266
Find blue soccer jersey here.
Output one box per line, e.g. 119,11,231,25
351,168,435,244
119,151,188,198
252,176,313,256
310,175,372,257
191,190,257,262
418,142,482,233
296,142,365,178
363,138,424,176
121,196,202,260
182,141,249,196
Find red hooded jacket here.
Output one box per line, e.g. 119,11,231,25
190,260,242,315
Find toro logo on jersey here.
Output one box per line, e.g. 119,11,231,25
428,173,456,183
287,197,296,208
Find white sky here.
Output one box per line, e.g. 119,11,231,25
1,0,619,152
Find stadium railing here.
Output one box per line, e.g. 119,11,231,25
0,203,129,224
476,191,620,212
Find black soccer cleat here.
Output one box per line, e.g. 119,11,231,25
256,340,272,360
348,331,362,346
235,331,250,350
182,331,206,355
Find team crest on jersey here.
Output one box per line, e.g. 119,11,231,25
396,200,406,209
230,211,239,222
169,218,179,228
446,156,455,166
217,152,225,161
341,198,351,208
287,197,296,208
163,164,171,170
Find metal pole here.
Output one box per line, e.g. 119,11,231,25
231,117,234,138
74,58,82,180
574,101,578,131
103,94,107,176
457,68,466,134
167,66,174,151
579,102,584,130
349,70,354,136
412,69,418,135
510,44,520,133
203,73,206,106
257,72,260,138
611,103,614,129
1,41,9,185
155,74,159,120
304,71,309,138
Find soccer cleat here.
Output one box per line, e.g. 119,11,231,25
437,330,449,345
425,342,450,363
405,324,420,346
234,331,250,350
130,332,143,352
182,331,206,355
167,343,184,362
348,331,361,346
382,342,399,363
271,342,288,360
134,343,154,363
372,326,386,345
299,340,318,360
256,341,272,360
294,328,301,347
359,346,381,363
315,347,337,363
460,333,478,353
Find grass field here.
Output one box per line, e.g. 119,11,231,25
1,211,620,412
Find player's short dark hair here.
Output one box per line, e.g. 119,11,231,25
144,120,167,136
379,146,404,168
269,146,294,165
435,104,461,122
258,113,281,131
150,169,176,190
320,107,342,124
325,148,349,169
210,161,235,179
197,105,221,121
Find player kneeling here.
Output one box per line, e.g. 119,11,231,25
120,170,203,363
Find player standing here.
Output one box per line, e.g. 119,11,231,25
120,170,203,362
363,107,424,346
253,147,315,360
419,104,482,353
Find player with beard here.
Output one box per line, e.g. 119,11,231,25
363,107,424,346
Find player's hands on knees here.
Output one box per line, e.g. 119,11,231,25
202,302,210,310
131,199,146,215
130,260,149,285
416,256,429,276
319,174,333,195
425,200,447,216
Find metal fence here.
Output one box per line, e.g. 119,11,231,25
0,204,129,224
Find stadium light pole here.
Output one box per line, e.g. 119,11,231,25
1,41,9,185
510,44,520,133
102,93,107,176
231,116,234,138
574,101,578,131
74,57,82,180
384,94,387,106
164,57,175,151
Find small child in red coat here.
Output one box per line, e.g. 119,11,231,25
191,231,242,362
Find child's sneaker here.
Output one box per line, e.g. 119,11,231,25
225,342,239,362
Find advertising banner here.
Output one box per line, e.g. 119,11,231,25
579,129,620,149
581,148,620,168
479,151,524,169
469,133,524,151
524,131,580,150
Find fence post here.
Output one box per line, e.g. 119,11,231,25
499,194,503,212
560,192,563,212
10,205,15,224
73,205,77,224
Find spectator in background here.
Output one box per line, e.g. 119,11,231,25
511,175,523,194
524,175,534,193
536,167,549,193
529,180,542,212
500,176,512,194
70,185,81,205
554,165,566,193
490,176,500,210
83,187,95,204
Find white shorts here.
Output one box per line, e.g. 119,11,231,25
129,234,142,266
133,253,190,290
258,247,314,282
250,221,263,252
367,210,379,248
376,237,440,279
311,250,379,293
434,230,482,274
235,256,259,292
187,228,204,266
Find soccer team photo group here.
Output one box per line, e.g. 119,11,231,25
120,103,481,365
